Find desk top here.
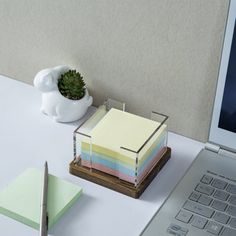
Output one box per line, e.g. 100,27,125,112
0,75,204,236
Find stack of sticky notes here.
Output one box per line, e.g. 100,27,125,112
80,108,167,184
0,168,82,230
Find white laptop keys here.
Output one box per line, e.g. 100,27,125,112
141,1,236,236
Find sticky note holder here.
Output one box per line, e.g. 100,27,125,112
69,98,171,198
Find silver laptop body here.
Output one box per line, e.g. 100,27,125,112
141,1,236,236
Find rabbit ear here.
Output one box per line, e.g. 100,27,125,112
34,68,51,89
33,71,43,88
44,74,57,90
45,74,53,87
34,71,56,92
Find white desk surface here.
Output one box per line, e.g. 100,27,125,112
0,75,204,236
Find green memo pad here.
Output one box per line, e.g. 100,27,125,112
0,168,82,230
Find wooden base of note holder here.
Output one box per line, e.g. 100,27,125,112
69,147,171,199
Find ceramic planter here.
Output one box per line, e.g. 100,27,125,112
34,66,93,122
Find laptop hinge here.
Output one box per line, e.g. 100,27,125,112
219,149,236,159
205,142,220,153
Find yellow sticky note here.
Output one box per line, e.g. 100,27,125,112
88,108,166,159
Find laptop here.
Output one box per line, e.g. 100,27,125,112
141,1,236,236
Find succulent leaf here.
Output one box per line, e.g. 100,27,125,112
58,70,86,100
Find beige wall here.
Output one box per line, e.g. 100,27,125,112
0,0,229,142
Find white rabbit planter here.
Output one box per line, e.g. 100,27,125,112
34,66,93,122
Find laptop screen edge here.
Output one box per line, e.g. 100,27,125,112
209,0,236,153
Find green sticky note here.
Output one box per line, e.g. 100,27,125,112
0,168,82,229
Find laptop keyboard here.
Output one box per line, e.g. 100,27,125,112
176,173,236,236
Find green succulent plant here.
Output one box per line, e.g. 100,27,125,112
58,70,86,100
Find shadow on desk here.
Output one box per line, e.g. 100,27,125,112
63,106,97,127
140,151,195,203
